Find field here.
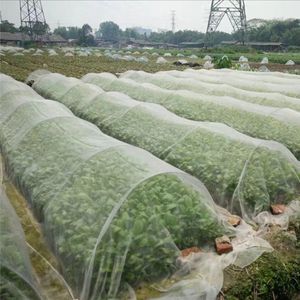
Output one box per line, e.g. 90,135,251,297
1,48,300,82
1,46,300,300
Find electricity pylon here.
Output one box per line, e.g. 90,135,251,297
19,0,46,39
171,10,176,33
206,0,247,43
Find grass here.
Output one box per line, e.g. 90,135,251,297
222,224,300,300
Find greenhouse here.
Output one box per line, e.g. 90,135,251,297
31,71,300,218
1,74,238,299
81,72,300,159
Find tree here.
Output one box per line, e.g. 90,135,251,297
32,21,49,35
206,31,232,46
97,21,121,41
82,23,93,36
246,19,300,45
122,28,141,39
286,27,300,46
78,23,95,46
54,26,81,40
53,26,68,39
0,20,18,32
20,21,49,36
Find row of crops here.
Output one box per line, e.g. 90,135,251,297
77,72,300,159
29,71,300,218
1,68,299,299
1,74,235,299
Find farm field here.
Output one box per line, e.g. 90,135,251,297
1,46,300,300
0,47,300,81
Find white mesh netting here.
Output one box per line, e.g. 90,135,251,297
30,71,300,219
79,72,300,159
2,74,253,300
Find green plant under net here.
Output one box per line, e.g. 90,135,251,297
152,69,300,112
30,72,300,218
214,55,232,69
0,74,231,300
81,72,300,159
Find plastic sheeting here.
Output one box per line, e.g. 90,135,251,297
123,70,300,112
203,55,212,61
0,183,41,299
261,57,268,64
157,57,168,64
81,72,300,159
203,61,214,69
239,63,251,71
1,74,234,300
31,71,300,218
151,225,273,300
285,60,295,66
258,65,270,72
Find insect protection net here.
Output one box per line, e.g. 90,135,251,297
30,71,300,219
1,74,236,300
173,69,300,98
200,68,300,83
0,181,41,299
80,72,300,159
152,69,300,112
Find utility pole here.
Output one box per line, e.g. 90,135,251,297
171,10,176,33
19,0,47,39
206,0,247,43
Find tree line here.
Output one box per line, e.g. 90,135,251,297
1,18,299,46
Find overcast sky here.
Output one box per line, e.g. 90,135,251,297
1,0,300,33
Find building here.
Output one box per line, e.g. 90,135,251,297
221,41,285,51
40,34,66,44
126,38,177,49
0,32,67,46
0,32,31,45
179,41,205,48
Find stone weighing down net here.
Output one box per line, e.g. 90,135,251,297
81,72,300,159
0,74,233,300
30,71,300,218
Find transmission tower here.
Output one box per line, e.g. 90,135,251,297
19,0,46,38
171,10,176,33
206,0,247,42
